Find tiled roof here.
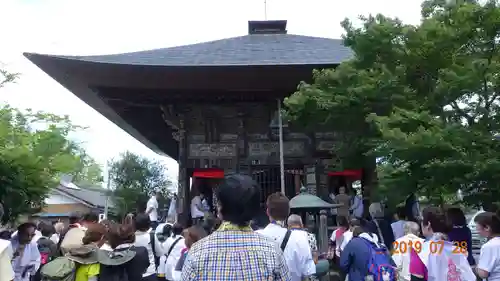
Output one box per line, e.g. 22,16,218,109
32,212,72,218
55,183,112,209
48,34,352,66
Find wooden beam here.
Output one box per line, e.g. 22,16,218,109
97,87,293,103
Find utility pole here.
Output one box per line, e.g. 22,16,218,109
277,99,285,194
104,163,111,219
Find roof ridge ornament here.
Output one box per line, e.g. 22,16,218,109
248,20,287,35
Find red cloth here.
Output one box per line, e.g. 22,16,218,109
327,169,362,180
192,169,224,179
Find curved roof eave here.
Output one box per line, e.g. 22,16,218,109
22,33,352,159
23,52,171,159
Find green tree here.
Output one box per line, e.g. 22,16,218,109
0,105,104,223
0,67,103,223
372,0,500,206
73,152,104,184
285,13,415,206
0,68,18,89
109,151,172,217
286,0,500,207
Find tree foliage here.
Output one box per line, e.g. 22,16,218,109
109,151,172,217
0,105,104,223
0,68,19,89
285,0,500,207
0,67,103,223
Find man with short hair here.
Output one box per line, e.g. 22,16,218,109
182,174,291,280
287,214,318,264
146,191,161,229
257,192,316,281
391,221,424,281
134,213,163,281
11,222,41,281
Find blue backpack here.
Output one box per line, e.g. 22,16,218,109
361,238,397,281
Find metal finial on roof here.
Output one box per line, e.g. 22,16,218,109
300,186,307,193
264,0,267,20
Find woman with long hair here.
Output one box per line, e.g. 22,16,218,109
409,207,475,281
446,207,475,266
474,211,500,281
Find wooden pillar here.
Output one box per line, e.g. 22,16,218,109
176,115,190,226
294,174,301,195
318,210,329,281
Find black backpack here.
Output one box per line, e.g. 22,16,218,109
97,247,140,281
150,232,160,268
98,264,130,281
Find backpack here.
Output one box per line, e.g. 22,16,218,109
37,237,53,265
97,264,130,281
150,232,160,268
32,238,55,281
96,247,137,281
40,246,98,281
40,257,77,281
361,238,397,281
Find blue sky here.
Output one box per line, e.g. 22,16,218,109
0,0,423,185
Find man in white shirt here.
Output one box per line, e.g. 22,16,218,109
146,191,161,229
391,221,424,281
134,213,165,280
158,223,185,281
0,238,14,281
190,191,205,225
256,192,316,281
0,203,14,281
477,233,500,280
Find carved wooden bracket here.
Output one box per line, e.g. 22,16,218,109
160,105,181,131
162,105,188,142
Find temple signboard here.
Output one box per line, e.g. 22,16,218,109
188,143,237,158
316,141,335,152
248,141,305,157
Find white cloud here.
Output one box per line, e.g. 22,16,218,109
0,0,423,182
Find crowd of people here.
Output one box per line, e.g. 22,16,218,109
329,203,500,281
0,174,499,281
